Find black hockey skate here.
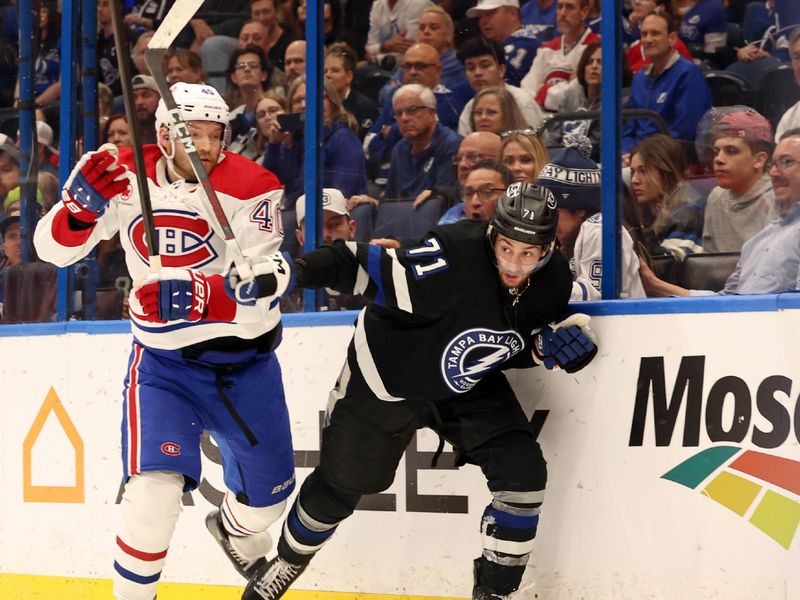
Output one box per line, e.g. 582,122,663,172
242,555,307,600
205,510,267,579
473,586,507,600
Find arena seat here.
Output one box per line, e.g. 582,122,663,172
371,197,446,242
678,252,740,292
756,63,800,127
704,70,753,107
350,203,375,243
650,254,679,284
352,68,393,106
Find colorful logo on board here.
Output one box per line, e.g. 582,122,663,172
662,446,800,549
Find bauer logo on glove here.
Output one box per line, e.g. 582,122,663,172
532,313,598,373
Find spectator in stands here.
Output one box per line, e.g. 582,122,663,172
694,107,776,252
163,48,207,84
364,43,464,182
0,135,20,207
499,129,549,183
627,133,703,262
288,0,349,47
521,0,599,105
438,159,512,224
380,6,466,103
132,74,161,145
0,211,22,276
98,83,114,130
16,1,61,107
674,0,727,57
325,43,380,138
641,129,800,296
469,87,528,136
521,0,557,35
36,172,59,212
413,131,503,208
102,114,133,148
383,84,462,200
97,0,124,97
539,134,646,300
775,29,800,141
124,0,174,33
227,45,273,154
625,2,694,72
199,0,293,94
467,0,541,87
621,11,711,156
262,76,368,208
132,31,155,76
283,188,368,312
456,37,545,136
284,39,306,83
253,91,287,163
184,0,250,52
25,121,59,178
365,0,431,65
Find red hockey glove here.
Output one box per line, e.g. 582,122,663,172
62,146,128,223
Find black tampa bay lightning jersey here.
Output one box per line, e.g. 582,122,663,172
296,219,573,401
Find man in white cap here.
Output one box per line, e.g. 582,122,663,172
20,121,59,177
466,0,542,87
287,188,368,312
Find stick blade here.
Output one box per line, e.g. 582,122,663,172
148,0,204,50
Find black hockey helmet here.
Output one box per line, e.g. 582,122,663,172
488,182,558,246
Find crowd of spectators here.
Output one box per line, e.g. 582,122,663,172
1,0,800,321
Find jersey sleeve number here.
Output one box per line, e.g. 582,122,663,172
405,237,449,280
250,200,273,233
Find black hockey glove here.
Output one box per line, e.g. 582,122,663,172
533,313,598,373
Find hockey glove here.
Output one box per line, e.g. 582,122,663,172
224,252,295,305
63,145,128,223
134,268,215,323
533,313,598,373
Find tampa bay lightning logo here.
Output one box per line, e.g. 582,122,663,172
127,209,218,268
441,328,525,393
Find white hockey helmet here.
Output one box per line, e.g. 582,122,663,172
155,82,230,139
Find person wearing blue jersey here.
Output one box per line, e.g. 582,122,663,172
622,11,712,156
468,0,542,87
675,0,727,56
521,0,557,36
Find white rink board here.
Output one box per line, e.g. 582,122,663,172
0,310,799,599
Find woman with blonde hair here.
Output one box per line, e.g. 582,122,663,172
498,130,549,183
253,91,288,163
627,133,702,262
262,75,367,208
470,87,528,136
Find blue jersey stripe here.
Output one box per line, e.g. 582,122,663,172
367,245,386,306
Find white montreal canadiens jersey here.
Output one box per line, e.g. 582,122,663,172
35,145,285,349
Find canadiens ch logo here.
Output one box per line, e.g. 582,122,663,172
441,328,525,393
128,209,218,268
161,442,181,456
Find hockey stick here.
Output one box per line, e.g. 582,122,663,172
144,0,254,281
110,0,161,270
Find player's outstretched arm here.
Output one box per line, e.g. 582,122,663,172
34,145,128,267
532,313,598,373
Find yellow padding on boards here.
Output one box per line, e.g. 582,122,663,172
0,573,466,599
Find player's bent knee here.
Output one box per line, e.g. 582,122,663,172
120,471,185,547
221,489,286,535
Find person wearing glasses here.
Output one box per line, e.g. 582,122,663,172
227,45,275,157
456,37,545,136
438,159,512,224
640,129,800,296
383,83,462,201
253,91,288,164
470,87,529,137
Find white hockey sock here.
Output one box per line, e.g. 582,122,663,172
220,490,286,562
113,471,184,600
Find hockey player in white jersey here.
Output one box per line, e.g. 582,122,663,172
34,83,295,600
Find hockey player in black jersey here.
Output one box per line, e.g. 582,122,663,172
231,182,598,600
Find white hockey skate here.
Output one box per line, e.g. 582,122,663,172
242,555,307,600
205,510,267,579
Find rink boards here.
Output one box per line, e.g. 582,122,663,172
0,299,799,600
